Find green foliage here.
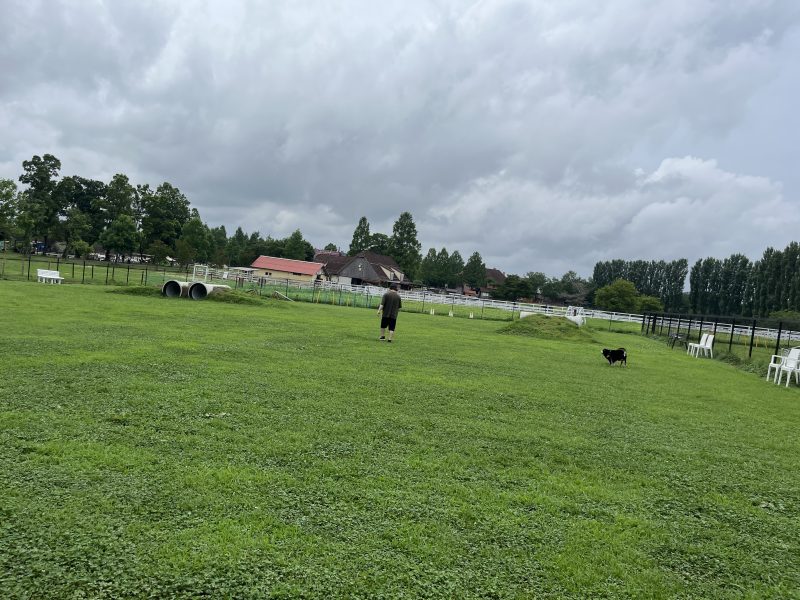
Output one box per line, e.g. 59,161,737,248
179,217,211,263
69,239,92,258
99,214,138,258
595,279,639,313
348,216,371,255
147,240,170,266
17,154,62,246
388,212,422,278
0,178,18,238
419,247,462,287
593,258,688,310
447,250,464,287
769,309,800,322
283,229,313,261
637,295,664,313
2,282,797,598
367,232,390,256
140,182,190,249
493,274,533,301
323,242,338,251
462,251,486,287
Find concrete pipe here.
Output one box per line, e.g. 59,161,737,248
162,280,190,298
189,282,231,300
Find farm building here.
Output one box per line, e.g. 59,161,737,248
314,251,412,289
250,256,324,282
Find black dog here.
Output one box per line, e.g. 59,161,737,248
602,348,627,366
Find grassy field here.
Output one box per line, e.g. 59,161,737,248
1,281,799,598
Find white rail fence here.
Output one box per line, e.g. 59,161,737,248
191,265,800,344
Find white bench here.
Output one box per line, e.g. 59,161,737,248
37,269,64,284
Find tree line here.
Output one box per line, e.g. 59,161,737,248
593,259,688,311
689,243,800,317
0,154,317,266
5,154,800,316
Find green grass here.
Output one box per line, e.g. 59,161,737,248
1,281,799,598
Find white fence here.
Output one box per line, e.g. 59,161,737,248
191,264,800,345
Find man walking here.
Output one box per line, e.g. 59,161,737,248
377,283,402,342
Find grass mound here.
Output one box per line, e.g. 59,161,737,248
498,313,595,342
207,289,284,307
107,285,163,297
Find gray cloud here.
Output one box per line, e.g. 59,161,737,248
1,0,799,275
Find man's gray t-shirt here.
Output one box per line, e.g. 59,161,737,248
381,290,402,318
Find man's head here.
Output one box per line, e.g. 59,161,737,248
390,283,398,291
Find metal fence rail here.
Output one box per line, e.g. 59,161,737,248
643,312,800,359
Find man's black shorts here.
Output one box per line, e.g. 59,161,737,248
380,316,397,331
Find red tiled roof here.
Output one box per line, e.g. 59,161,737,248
250,256,324,275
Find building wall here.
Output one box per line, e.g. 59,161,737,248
328,275,353,285
252,268,320,282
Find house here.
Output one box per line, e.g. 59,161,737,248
485,268,506,292
250,256,324,282
314,251,412,289
461,268,507,297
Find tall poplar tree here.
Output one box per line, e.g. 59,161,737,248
18,154,62,249
463,252,487,287
349,217,371,255
388,212,422,278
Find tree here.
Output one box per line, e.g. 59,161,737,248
147,240,170,266
140,182,190,249
54,176,107,244
349,217,371,255
179,217,211,263
226,227,249,266
323,242,338,251
368,233,391,256
388,212,422,278
174,238,195,267
525,272,547,297
637,295,664,313
594,279,639,313
493,274,533,301
209,225,228,265
283,229,312,260
70,239,92,258
62,207,92,257
419,248,439,286
0,178,18,241
434,248,451,287
17,154,62,250
463,252,487,288
447,251,465,287
105,173,136,225
99,214,137,259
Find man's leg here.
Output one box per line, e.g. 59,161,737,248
387,318,396,341
379,327,386,340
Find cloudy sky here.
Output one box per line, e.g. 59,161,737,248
2,0,799,276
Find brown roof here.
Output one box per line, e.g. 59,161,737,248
358,251,400,270
486,268,506,284
251,256,323,275
319,254,353,275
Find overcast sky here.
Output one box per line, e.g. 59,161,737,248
2,0,799,276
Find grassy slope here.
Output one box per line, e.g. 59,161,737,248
0,281,798,599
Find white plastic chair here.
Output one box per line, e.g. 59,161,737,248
697,334,714,358
767,348,791,383
687,333,708,357
775,348,800,387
